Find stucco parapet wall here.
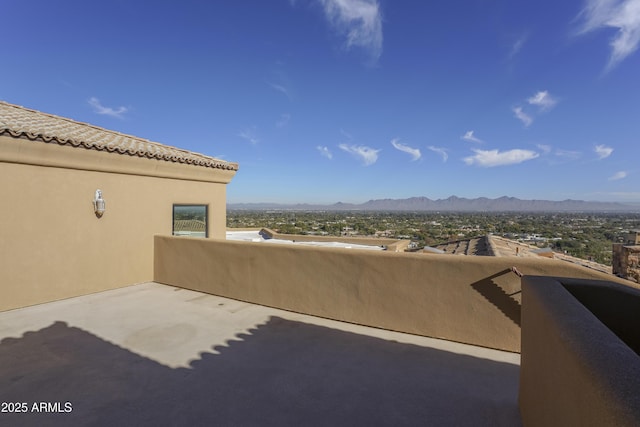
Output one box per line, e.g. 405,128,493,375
519,276,640,426
155,235,632,352
0,101,237,182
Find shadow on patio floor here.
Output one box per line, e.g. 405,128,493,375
0,317,520,426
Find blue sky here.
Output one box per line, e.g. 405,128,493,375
2,0,639,204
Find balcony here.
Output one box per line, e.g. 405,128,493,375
1,235,639,426
0,282,520,426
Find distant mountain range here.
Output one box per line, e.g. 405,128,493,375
228,196,638,212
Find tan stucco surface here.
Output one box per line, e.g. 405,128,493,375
0,136,234,311
154,236,628,352
519,276,640,426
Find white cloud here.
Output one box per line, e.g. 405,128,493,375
238,128,259,145
576,0,640,70
555,149,583,160
428,146,448,162
595,144,614,159
537,144,552,154
511,91,558,127
512,106,533,127
390,138,421,161
463,148,539,167
276,113,291,128
509,33,529,58
609,170,628,180
527,90,558,111
319,0,383,63
339,143,380,165
340,129,354,140
88,97,128,119
267,82,292,100
461,130,483,143
317,145,333,159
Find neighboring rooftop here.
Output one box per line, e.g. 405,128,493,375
433,236,493,256
490,235,613,274
432,234,613,276
226,230,386,251
0,101,238,171
231,231,617,277
0,282,521,426
174,219,207,233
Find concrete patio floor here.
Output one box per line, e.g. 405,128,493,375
0,282,521,426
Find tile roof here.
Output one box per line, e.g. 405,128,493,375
0,101,238,171
173,219,207,232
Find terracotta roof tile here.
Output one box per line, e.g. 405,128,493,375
0,101,238,171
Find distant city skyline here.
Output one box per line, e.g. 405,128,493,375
2,1,638,204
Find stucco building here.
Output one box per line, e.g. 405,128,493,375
612,231,640,282
0,101,237,311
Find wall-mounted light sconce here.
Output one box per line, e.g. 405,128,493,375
93,189,106,218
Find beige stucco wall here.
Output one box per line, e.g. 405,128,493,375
519,276,640,426
0,135,235,311
154,235,630,352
